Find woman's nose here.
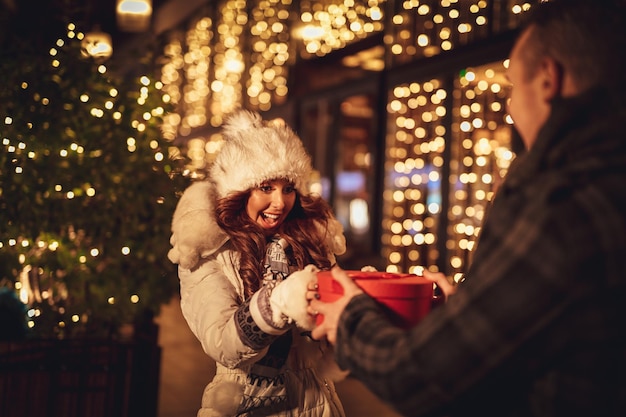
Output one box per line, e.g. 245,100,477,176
270,191,285,209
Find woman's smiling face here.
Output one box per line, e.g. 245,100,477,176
246,179,296,234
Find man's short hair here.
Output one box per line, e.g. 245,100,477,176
520,0,626,91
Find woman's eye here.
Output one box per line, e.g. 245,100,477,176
284,186,295,194
259,185,272,192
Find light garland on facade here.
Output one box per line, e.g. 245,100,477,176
445,62,514,278
159,1,534,169
156,0,539,274
382,59,516,276
160,36,184,141
182,17,213,135
209,0,246,127
295,0,385,57
383,78,447,275
389,0,533,64
246,0,292,111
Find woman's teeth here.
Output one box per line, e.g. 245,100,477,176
263,213,279,220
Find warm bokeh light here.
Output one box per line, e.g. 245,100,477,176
152,0,538,278
382,59,517,274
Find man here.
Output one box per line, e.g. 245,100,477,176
308,0,626,416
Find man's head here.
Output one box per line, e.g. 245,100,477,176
506,0,626,149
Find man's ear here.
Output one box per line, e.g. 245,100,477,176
540,56,564,100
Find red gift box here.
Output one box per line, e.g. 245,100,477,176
316,270,442,329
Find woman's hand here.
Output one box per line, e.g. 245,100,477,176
270,264,319,330
307,266,363,345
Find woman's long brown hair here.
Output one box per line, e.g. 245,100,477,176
215,187,335,299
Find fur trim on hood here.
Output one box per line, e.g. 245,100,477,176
167,181,228,270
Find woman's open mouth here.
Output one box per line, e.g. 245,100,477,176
261,212,281,228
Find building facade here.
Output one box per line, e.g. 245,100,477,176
155,0,538,278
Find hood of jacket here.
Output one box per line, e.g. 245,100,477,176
168,181,229,270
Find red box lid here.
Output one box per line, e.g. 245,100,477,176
317,270,433,299
316,270,439,328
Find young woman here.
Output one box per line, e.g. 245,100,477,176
168,109,347,416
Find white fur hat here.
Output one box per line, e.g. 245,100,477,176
210,109,312,198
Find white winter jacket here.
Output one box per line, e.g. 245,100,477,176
169,182,347,416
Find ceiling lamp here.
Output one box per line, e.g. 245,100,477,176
81,28,113,60
116,0,153,32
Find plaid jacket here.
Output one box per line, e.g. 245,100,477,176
335,86,626,417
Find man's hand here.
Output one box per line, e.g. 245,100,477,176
422,269,457,300
307,266,363,345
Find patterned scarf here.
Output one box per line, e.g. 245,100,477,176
263,235,291,282
246,235,294,390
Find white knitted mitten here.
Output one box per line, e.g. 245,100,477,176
270,264,319,330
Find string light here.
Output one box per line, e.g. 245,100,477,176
294,0,385,57
382,58,516,274
383,78,447,275
246,0,292,111
159,1,536,179
1,19,181,338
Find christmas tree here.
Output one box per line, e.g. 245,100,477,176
0,1,190,339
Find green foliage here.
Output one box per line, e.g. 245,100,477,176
0,2,190,339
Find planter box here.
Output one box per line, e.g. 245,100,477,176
0,338,160,417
